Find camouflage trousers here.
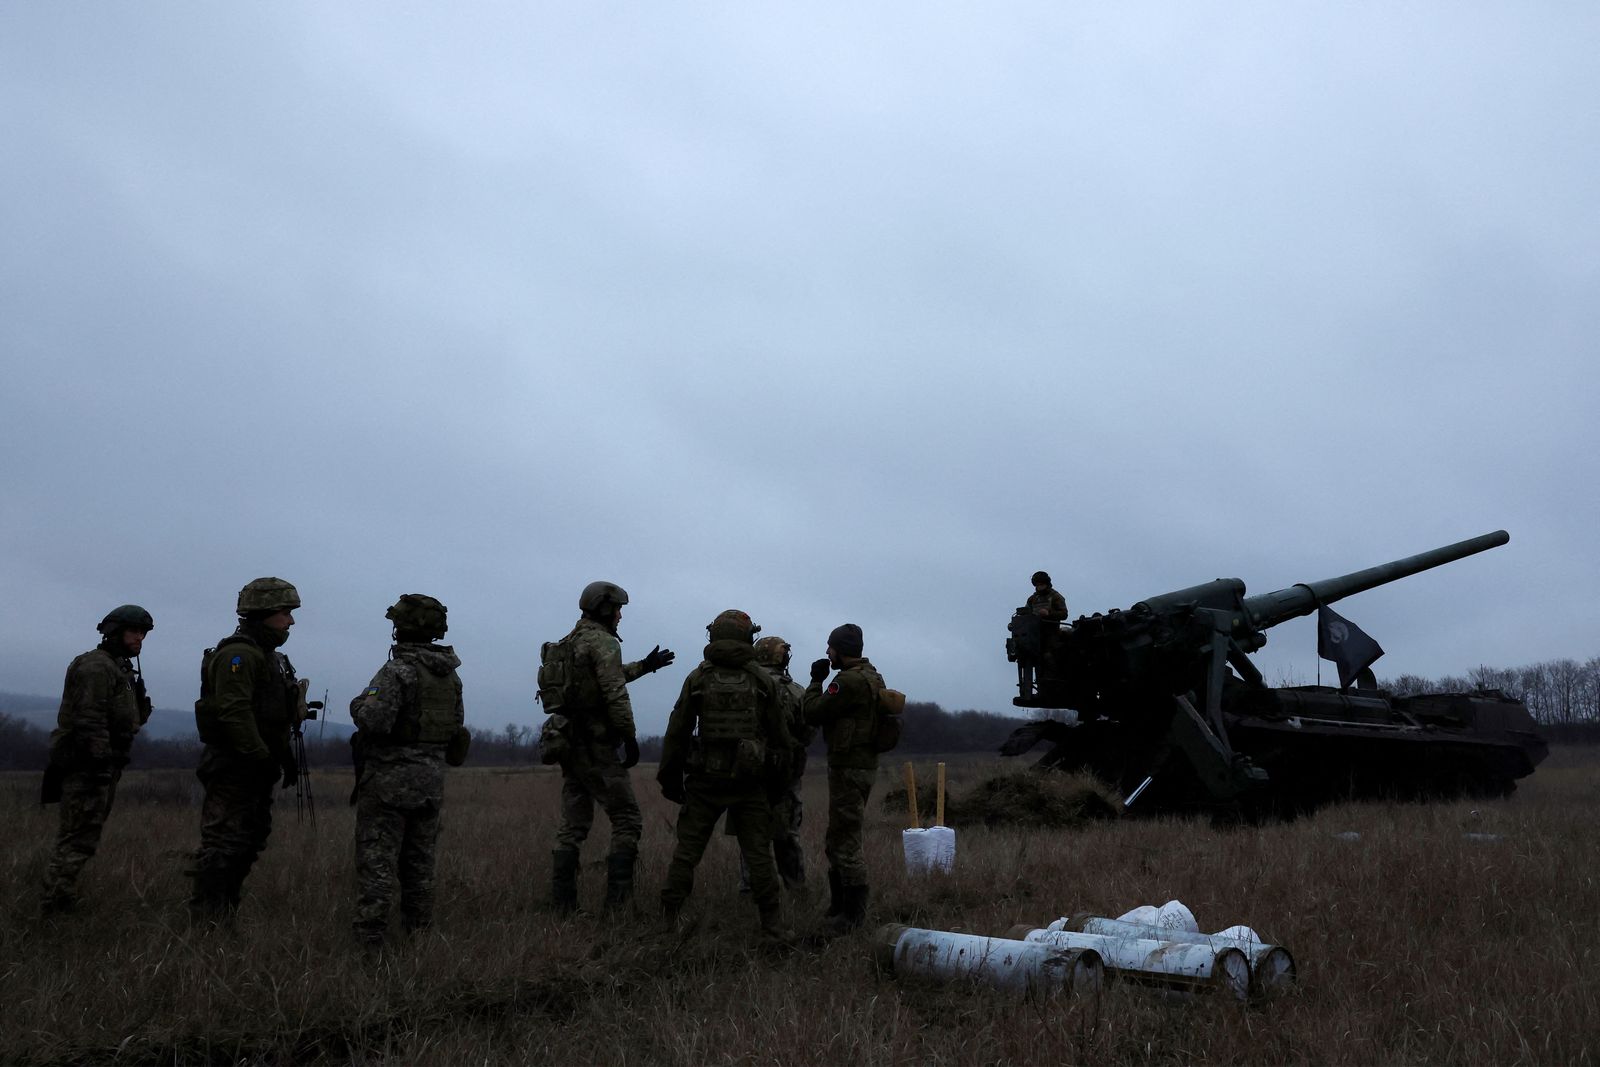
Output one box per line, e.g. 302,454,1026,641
731,778,806,891
662,775,780,915
824,766,877,888
353,791,442,939
193,747,276,904
42,766,122,906
556,746,641,856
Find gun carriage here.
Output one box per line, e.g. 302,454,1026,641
1002,531,1547,817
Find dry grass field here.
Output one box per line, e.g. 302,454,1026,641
3,747,1597,1066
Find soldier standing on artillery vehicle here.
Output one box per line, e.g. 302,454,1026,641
804,623,890,933
1010,571,1068,698
39,605,156,915
348,594,470,950
189,577,309,921
1027,571,1068,622
658,610,795,940
727,635,813,896
539,581,675,914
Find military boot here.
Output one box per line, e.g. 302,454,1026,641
817,882,869,938
758,904,795,947
841,882,869,929
188,869,234,926
551,848,580,915
603,851,636,912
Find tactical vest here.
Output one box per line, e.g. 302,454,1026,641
386,666,461,745
696,664,762,741
195,634,295,751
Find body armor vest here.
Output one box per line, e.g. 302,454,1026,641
696,665,762,741
389,666,460,745
195,634,296,750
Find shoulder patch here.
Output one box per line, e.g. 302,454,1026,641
230,655,243,673
826,682,840,695
364,687,381,697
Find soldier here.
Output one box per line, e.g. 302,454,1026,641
727,635,813,895
189,577,307,920
1027,570,1069,622
348,594,470,949
541,581,674,913
803,622,888,932
657,610,794,940
39,605,155,914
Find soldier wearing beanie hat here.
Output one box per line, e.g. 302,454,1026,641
802,621,888,934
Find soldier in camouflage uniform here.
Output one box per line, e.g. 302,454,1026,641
349,594,470,948
39,605,156,914
1027,571,1069,621
658,610,794,939
189,577,307,920
803,622,889,932
541,581,674,913
727,635,813,894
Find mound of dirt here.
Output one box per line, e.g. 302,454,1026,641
881,771,1120,828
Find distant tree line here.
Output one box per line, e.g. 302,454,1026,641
1380,655,1600,724
0,702,1032,773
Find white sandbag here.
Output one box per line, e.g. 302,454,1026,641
903,825,957,875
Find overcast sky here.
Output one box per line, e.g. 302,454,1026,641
4,4,1596,736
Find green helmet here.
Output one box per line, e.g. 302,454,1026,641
753,635,791,669
237,577,301,615
707,609,760,644
385,593,448,638
579,581,629,617
97,604,154,636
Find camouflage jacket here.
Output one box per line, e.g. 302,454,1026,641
350,643,465,808
194,625,299,764
662,640,793,775
1027,587,1068,621
766,666,814,779
50,644,146,766
563,618,650,743
803,657,887,771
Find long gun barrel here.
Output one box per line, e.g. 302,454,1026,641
1241,530,1509,631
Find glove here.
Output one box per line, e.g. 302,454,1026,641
810,658,831,684
620,735,641,769
658,765,686,804
642,645,676,674
280,752,298,789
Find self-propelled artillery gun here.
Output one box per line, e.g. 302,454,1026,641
1002,530,1547,818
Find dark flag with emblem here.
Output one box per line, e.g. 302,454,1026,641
1317,605,1384,690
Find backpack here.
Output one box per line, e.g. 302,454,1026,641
873,685,907,753
537,638,576,714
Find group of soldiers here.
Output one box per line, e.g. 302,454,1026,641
537,581,895,941
40,575,899,946
40,578,469,948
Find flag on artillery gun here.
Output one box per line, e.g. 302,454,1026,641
1317,606,1384,690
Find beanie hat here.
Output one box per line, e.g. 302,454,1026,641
827,623,864,657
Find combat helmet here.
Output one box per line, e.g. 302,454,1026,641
237,577,301,615
753,635,791,669
707,609,760,644
578,581,629,618
1032,570,1051,586
386,593,448,639
97,604,154,636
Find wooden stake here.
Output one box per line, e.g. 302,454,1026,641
937,761,946,826
904,761,920,829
